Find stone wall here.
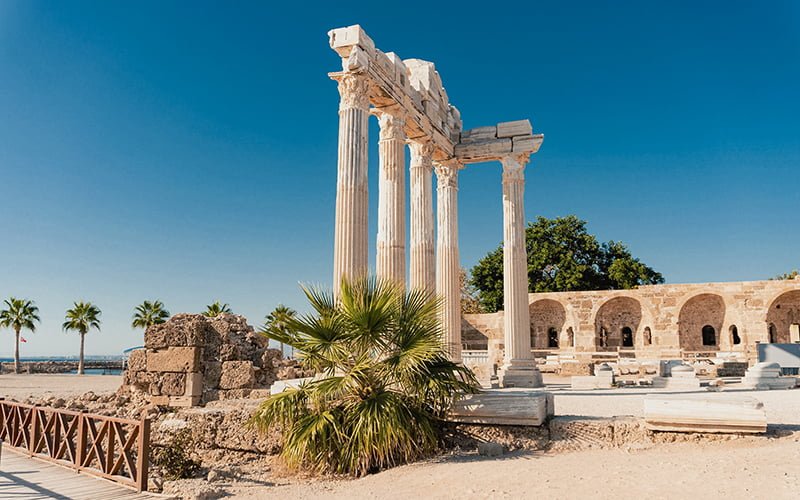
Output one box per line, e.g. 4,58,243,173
123,313,304,406
462,278,800,356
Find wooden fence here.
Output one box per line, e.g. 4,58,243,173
0,398,150,492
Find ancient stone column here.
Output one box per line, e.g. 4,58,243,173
498,154,543,388
375,108,406,287
332,73,370,297
409,140,436,294
435,160,462,361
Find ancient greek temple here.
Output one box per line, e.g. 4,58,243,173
327,25,544,387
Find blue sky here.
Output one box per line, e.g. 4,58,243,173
1,1,798,356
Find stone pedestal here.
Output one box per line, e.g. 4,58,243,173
742,362,797,390
497,154,542,388
375,108,406,287
332,74,370,297
435,160,463,361
571,362,614,390
652,363,701,389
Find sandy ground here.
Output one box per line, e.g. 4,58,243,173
4,373,800,499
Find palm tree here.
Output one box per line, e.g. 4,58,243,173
0,298,41,374
203,301,231,318
251,276,478,476
62,301,101,375
132,300,170,330
261,304,297,357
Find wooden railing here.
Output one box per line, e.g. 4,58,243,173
0,398,150,492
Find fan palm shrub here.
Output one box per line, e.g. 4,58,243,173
63,301,101,375
0,297,41,373
132,300,170,329
251,276,478,476
203,301,231,317
261,304,297,357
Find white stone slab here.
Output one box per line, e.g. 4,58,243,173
497,120,532,138
449,389,554,426
571,376,614,390
328,25,375,58
644,394,767,434
651,376,701,389
460,126,497,143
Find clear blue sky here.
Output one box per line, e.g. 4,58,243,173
1,1,798,357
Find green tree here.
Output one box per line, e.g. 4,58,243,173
261,304,297,357
62,301,102,375
773,270,799,280
203,301,232,318
471,216,664,312
460,268,484,314
132,300,170,330
0,298,41,374
251,276,478,476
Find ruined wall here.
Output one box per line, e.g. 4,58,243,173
123,313,306,406
461,278,800,355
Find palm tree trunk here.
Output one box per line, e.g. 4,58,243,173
78,333,85,375
14,327,20,374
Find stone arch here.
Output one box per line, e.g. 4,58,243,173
730,324,741,345
678,293,725,351
529,299,566,349
594,297,642,351
766,290,800,344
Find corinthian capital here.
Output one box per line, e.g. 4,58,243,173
376,107,405,141
337,73,370,111
434,159,462,188
501,154,530,185
409,139,435,170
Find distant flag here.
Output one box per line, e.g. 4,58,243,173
20,337,27,343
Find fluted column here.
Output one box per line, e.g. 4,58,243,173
498,154,543,388
435,160,462,361
409,140,436,294
375,108,406,287
332,74,370,297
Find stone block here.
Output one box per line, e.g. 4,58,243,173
449,389,553,426
328,24,375,58
168,395,201,407
185,372,203,397
150,372,186,396
147,347,201,373
127,349,146,372
204,361,222,388
150,395,169,406
496,120,532,138
144,314,207,349
219,361,255,390
742,362,797,390
512,134,543,153
460,126,497,143
651,376,701,389
644,394,767,433
454,138,512,160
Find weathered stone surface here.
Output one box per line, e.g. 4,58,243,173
127,349,146,372
219,361,255,390
186,372,203,397
496,120,532,138
449,389,554,426
150,372,186,396
644,394,767,433
144,314,208,349
147,347,201,373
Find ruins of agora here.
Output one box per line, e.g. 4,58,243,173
1,23,799,499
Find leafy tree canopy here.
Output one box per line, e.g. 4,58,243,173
470,215,664,312
132,300,170,329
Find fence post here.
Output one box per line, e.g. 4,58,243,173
76,411,86,470
136,417,150,492
29,406,38,457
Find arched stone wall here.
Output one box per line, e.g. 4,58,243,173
678,294,725,351
594,297,642,350
766,290,800,343
529,299,566,349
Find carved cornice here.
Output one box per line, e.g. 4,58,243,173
501,154,530,185
337,73,370,111
434,159,462,188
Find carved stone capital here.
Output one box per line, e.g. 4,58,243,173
337,73,370,111
376,108,405,141
409,139,435,170
434,159,462,188
501,154,530,185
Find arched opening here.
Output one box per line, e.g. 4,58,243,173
529,299,566,349
766,291,800,344
594,297,642,351
730,325,741,345
621,327,634,347
548,327,559,348
643,327,652,345
678,294,725,351
702,325,716,346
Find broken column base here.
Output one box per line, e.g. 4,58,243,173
498,360,543,388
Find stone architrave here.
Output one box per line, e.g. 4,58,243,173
332,73,371,297
498,154,542,388
375,107,406,287
409,139,436,294
435,159,463,361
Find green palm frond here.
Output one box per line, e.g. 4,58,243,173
63,301,102,335
0,297,41,333
132,300,170,329
203,301,232,317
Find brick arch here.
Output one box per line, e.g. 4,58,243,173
594,296,642,350
678,293,725,351
529,299,566,349
766,290,800,344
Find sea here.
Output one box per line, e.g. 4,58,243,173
0,356,124,375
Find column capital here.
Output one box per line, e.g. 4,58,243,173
375,107,405,141
337,73,371,111
501,153,530,185
408,139,435,161
434,159,463,188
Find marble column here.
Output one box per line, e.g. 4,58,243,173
375,108,406,287
332,74,371,297
498,154,543,388
435,160,462,361
409,140,436,295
